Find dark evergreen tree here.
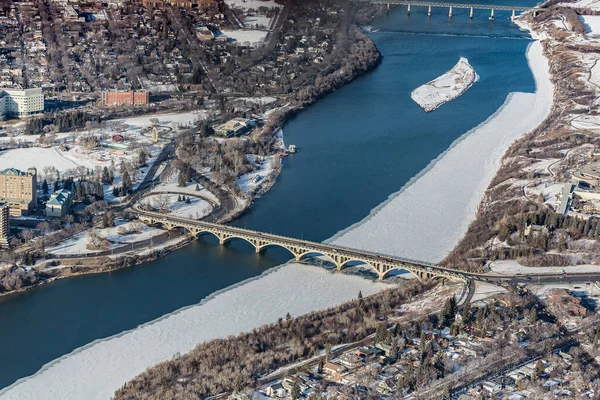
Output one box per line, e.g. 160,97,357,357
178,171,187,187
101,167,111,185
122,171,133,194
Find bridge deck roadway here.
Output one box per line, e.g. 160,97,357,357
354,0,532,11
135,209,580,283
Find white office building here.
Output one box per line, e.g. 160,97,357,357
0,88,44,119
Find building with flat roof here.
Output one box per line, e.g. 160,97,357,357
0,88,44,119
46,189,72,218
101,90,149,107
0,203,9,248
0,168,37,216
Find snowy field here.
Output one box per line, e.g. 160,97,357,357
490,260,600,275
411,57,477,112
562,0,600,11
110,111,203,131
0,147,82,173
0,264,390,400
144,193,213,220
571,114,600,130
582,15,600,40
331,41,553,264
222,29,268,45
46,231,123,255
225,0,281,29
47,221,164,255
149,173,220,204
98,220,164,244
471,283,508,303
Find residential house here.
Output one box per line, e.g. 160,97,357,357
46,189,72,217
323,361,345,380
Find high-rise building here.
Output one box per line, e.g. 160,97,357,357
0,88,44,119
0,168,37,216
0,203,10,248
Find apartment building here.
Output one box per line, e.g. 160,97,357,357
0,88,44,119
0,203,9,247
0,168,37,216
100,90,149,106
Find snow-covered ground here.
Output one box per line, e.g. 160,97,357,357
581,15,600,40
222,29,268,45
490,260,600,275
0,263,390,400
471,282,508,303
47,221,164,255
571,114,600,130
331,41,553,264
532,282,598,298
237,155,278,194
98,220,164,244
144,193,213,220
149,173,220,204
411,57,478,112
46,231,123,255
225,0,281,29
562,0,600,11
0,147,82,173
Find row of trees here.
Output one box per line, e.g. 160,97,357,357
25,111,97,135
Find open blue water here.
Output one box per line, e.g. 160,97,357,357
0,1,538,390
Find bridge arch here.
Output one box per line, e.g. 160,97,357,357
296,251,340,267
255,243,297,258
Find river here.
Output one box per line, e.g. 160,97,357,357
0,1,537,391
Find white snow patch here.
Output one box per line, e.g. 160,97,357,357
411,57,477,112
470,282,507,303
582,15,600,40
490,260,600,275
0,147,82,173
562,0,600,11
145,193,213,219
222,29,268,45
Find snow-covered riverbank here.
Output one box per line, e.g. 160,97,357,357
0,264,389,399
331,40,553,264
411,57,478,112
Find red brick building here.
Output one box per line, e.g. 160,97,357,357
101,90,149,106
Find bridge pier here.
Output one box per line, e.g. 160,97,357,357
448,6,452,18
490,8,494,21
469,7,473,19
428,5,431,16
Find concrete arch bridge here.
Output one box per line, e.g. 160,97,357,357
134,209,474,282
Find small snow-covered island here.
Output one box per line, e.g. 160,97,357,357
411,57,477,112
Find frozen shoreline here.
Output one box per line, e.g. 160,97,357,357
0,264,391,400
329,39,553,264
411,57,478,112
0,24,554,400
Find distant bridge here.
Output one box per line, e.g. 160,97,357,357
135,209,500,282
354,0,535,20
